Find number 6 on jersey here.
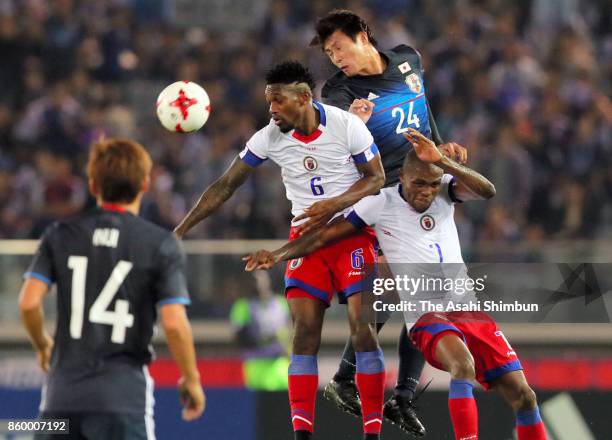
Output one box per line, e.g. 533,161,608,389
310,176,324,196
68,256,134,344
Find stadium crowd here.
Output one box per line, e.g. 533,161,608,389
0,0,610,253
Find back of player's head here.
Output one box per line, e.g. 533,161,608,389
310,9,377,47
402,149,443,177
87,138,152,203
265,61,316,92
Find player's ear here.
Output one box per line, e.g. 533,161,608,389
88,178,99,197
358,31,369,46
141,175,151,194
399,172,407,186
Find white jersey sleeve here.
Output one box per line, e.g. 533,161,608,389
344,192,386,228
347,113,378,164
239,123,271,167
439,173,463,204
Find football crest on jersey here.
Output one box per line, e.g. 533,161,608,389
289,258,303,269
420,214,435,231
405,73,422,93
303,156,318,171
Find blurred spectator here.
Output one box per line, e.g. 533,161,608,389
0,0,608,254
230,271,290,390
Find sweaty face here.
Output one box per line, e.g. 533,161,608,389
265,85,302,133
400,168,443,213
323,30,367,77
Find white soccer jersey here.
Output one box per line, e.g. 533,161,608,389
239,101,378,225
348,175,463,264
345,176,475,321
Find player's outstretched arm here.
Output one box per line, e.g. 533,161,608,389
160,304,206,421
404,128,495,201
243,218,359,271
19,278,53,372
174,156,254,238
295,155,384,234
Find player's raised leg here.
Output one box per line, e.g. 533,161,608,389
434,333,479,440
346,293,385,440
287,294,326,440
491,371,547,440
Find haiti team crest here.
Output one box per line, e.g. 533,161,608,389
420,214,435,231
303,156,318,171
289,258,303,269
405,73,422,94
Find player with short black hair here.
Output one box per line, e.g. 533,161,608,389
310,9,467,436
265,60,317,95
19,138,205,440
311,9,378,47
176,60,387,440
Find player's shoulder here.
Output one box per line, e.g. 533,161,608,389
319,101,356,127
356,189,388,212
381,185,404,205
322,70,348,90
387,44,423,70
319,100,348,120
42,209,96,239
320,102,368,142
255,119,284,143
129,214,176,242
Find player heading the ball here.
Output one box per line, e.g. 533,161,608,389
174,60,387,440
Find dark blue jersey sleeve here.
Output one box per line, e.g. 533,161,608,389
321,81,353,110
24,223,57,285
155,234,191,306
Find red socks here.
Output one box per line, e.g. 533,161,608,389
288,350,386,436
516,408,547,439
355,349,385,435
448,379,478,440
288,355,318,433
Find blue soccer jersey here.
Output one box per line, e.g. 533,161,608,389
322,45,443,186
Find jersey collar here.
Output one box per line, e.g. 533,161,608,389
397,184,408,203
101,203,127,213
313,100,326,126
291,101,326,144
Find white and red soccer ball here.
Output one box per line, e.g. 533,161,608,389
156,81,210,132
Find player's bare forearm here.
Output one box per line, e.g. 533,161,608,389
277,220,357,260
244,219,358,271
332,156,385,211
436,156,496,200
174,157,253,237
273,231,327,263
20,306,49,351
19,279,51,351
161,305,200,382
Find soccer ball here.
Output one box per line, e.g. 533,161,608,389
156,81,211,132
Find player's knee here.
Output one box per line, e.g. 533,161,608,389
292,319,321,354
448,355,476,381
512,385,538,411
350,324,378,352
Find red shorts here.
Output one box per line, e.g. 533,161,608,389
284,226,377,306
409,311,522,389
